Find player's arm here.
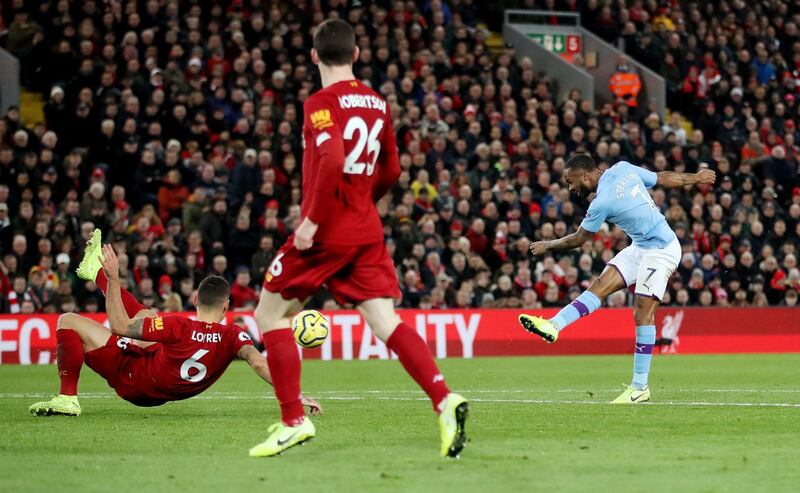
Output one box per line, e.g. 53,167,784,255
100,244,148,338
305,126,345,226
294,97,346,250
237,345,323,415
531,195,607,257
530,227,594,256
656,169,716,188
238,344,272,383
372,111,401,202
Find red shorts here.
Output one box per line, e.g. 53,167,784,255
84,335,166,407
262,239,401,305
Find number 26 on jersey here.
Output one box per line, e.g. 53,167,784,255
342,116,383,176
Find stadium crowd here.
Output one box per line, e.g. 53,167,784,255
0,0,798,316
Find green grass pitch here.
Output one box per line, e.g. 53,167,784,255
2,354,799,492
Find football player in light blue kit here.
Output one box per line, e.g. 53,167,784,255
519,154,716,403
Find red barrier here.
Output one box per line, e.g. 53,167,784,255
0,308,798,365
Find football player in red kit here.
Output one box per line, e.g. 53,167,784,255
29,234,321,415
250,19,468,458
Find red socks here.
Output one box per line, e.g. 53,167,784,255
386,323,450,413
95,268,147,317
263,329,304,426
261,323,450,424
56,329,84,395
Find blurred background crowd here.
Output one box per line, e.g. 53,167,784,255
0,0,798,315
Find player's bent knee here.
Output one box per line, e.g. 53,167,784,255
590,269,626,299
254,308,282,332
588,279,613,299
57,312,79,330
255,290,305,332
369,314,402,341
357,302,402,341
255,301,296,332
633,299,657,326
261,318,293,333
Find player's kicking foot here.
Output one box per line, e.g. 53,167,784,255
249,418,316,457
438,393,469,458
76,229,104,280
611,385,651,404
29,394,81,416
518,314,558,343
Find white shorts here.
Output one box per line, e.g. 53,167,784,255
607,238,681,300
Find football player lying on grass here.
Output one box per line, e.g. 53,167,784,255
30,230,321,416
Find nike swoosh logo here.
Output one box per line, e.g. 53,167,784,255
277,430,301,446
630,393,645,402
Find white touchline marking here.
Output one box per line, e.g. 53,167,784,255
7,389,800,398
3,392,799,408
306,389,800,394
314,397,800,408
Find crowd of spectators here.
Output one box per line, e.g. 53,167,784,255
0,0,798,316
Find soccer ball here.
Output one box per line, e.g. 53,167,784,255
291,310,329,349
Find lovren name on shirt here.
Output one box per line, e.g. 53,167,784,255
191,331,222,343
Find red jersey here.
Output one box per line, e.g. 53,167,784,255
138,316,253,402
301,79,401,245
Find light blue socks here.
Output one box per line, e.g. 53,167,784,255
632,325,656,390
549,291,602,331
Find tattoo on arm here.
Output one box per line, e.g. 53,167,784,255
126,318,144,339
237,345,254,360
238,345,272,385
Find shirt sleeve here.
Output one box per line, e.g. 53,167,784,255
230,327,254,354
140,316,185,343
373,109,401,202
625,161,658,189
304,95,346,225
579,197,609,233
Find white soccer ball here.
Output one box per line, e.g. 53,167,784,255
291,310,329,349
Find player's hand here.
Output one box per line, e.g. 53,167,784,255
100,244,120,280
529,241,550,256
695,169,716,185
301,394,323,416
294,217,318,251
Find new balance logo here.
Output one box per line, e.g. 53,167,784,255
433,374,445,383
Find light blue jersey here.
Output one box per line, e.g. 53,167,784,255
579,161,676,249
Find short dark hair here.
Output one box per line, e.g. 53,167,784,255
197,275,230,308
565,153,597,172
313,19,356,66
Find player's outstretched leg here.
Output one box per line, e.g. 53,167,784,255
75,228,104,281
359,298,469,458
29,315,89,416
519,266,625,343
612,295,659,404
250,290,315,457
76,228,149,317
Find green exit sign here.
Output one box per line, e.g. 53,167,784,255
527,33,581,54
